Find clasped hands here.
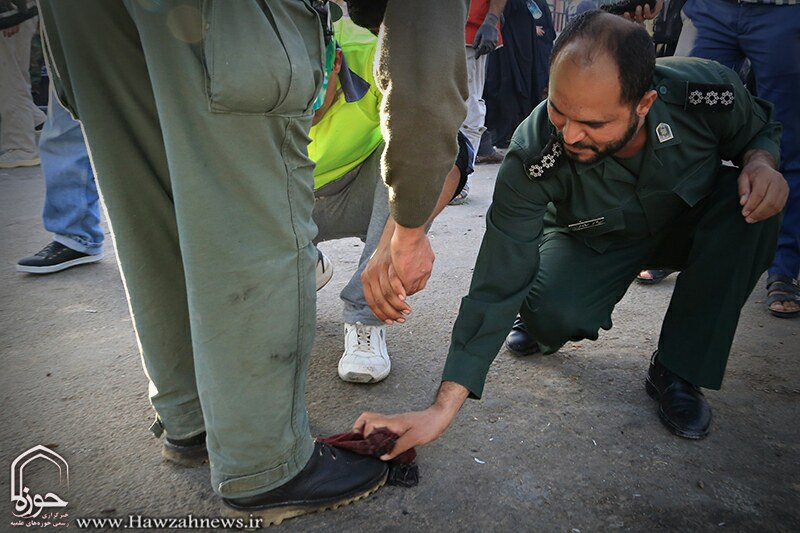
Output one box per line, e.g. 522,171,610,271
362,219,433,324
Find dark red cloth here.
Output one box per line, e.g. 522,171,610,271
318,428,419,487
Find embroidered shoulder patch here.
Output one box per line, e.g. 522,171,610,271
685,82,735,112
526,135,563,180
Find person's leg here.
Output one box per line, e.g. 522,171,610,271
739,4,800,315
678,0,744,70
655,168,781,388
519,232,653,353
0,17,40,160
38,0,328,497
455,45,488,202
38,0,204,443
40,87,104,255
313,144,392,383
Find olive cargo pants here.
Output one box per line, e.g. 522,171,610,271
38,0,324,497
520,168,780,389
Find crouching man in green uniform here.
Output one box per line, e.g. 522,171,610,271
355,11,788,454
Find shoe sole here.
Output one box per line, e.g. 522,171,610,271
221,470,387,527
0,160,40,169
645,378,709,440
16,253,103,274
161,444,209,468
316,257,333,291
338,369,390,384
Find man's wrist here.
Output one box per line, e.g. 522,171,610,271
742,149,777,170
433,381,469,415
393,224,426,243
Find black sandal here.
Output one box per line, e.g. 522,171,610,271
636,269,676,285
766,274,800,319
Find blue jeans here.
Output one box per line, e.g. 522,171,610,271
39,91,104,255
681,0,800,279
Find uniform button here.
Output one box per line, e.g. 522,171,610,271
658,86,668,95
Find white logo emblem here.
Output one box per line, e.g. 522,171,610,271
10,445,69,519
656,123,674,143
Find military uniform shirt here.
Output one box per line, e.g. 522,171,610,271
441,57,782,399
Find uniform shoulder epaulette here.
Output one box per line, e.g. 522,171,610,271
525,133,563,180
685,82,735,112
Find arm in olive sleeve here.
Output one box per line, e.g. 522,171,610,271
375,0,470,229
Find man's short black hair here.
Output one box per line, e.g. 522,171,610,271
345,0,388,30
550,10,655,106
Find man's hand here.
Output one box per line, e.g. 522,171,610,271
391,224,435,295
362,220,412,324
536,25,545,37
472,13,500,58
353,381,470,460
738,150,788,223
622,0,663,23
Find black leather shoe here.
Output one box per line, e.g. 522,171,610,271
162,432,208,467
222,442,388,526
504,315,541,356
645,354,712,439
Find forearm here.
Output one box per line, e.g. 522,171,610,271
377,0,469,228
488,0,507,18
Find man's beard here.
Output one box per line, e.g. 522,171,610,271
561,108,640,164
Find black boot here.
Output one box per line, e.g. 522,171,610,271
222,442,388,526
504,315,541,356
645,353,712,439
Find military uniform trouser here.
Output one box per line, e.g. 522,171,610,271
519,168,781,390
38,0,324,498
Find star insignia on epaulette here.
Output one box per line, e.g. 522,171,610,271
720,91,734,106
685,82,735,112
526,135,563,180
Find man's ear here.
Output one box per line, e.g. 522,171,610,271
636,89,658,118
332,49,343,75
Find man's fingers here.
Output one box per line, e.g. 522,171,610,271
362,275,390,323
745,181,788,222
738,172,752,206
742,179,767,218
379,431,417,461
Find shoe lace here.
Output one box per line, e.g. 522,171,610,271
317,443,338,460
354,323,373,353
36,242,62,258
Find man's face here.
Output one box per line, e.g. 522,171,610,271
547,49,645,164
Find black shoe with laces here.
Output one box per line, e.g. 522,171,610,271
504,315,541,356
17,241,103,274
222,441,388,526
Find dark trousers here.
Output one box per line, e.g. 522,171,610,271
520,168,780,389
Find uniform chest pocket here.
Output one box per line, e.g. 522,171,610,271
202,0,322,116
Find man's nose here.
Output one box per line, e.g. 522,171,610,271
561,119,585,145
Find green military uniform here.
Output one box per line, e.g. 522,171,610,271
442,57,783,399
37,0,468,499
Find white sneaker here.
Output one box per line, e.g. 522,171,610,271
0,149,40,169
338,323,391,383
316,248,333,291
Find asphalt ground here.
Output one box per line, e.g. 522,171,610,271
1,162,798,532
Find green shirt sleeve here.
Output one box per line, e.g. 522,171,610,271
376,0,470,228
441,111,564,399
